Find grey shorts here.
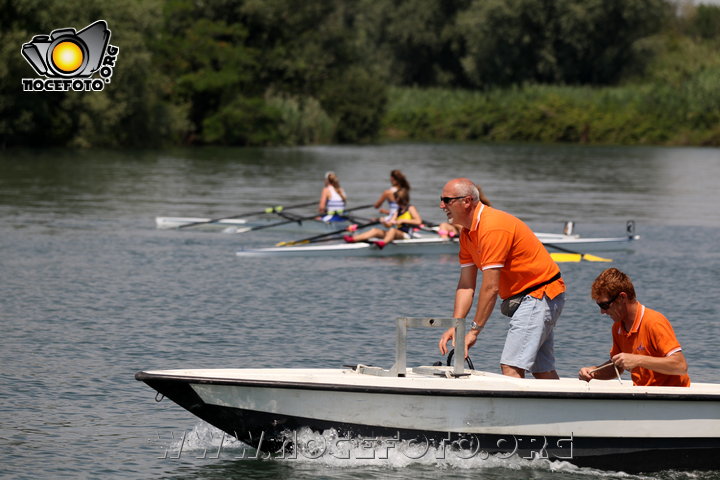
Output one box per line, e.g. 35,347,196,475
500,292,565,373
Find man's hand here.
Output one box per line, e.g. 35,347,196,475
438,328,455,355
611,352,641,371
578,367,595,382
439,328,480,357
463,331,479,356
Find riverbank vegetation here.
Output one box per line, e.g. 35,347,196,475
1,0,719,148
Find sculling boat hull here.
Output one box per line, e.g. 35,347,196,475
236,233,639,257
136,367,720,472
237,237,461,257
156,216,350,233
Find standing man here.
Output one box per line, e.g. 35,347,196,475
437,178,565,379
578,268,690,386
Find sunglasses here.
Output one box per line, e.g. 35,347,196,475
597,293,620,310
440,195,467,204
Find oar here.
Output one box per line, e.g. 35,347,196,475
276,219,380,246
344,215,449,237
331,203,374,216
235,204,375,234
177,201,318,229
234,211,326,233
545,243,613,262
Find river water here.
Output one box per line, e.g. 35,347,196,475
1,143,718,479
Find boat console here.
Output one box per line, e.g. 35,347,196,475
353,316,469,378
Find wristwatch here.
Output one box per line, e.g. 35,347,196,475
470,322,483,332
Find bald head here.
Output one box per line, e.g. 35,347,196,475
439,178,483,228
443,178,480,202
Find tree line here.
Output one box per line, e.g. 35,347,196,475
1,0,718,148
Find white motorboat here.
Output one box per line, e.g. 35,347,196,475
136,317,720,473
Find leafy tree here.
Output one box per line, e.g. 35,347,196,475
0,0,183,148
684,4,720,41
157,0,388,145
237,0,389,143
319,66,388,143
357,0,471,88
457,0,671,87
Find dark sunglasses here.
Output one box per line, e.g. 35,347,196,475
597,293,620,310
440,195,467,204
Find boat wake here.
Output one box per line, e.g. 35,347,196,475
159,422,678,479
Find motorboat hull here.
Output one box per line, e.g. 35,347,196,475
136,368,720,473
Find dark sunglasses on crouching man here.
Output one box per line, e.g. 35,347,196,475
597,293,620,310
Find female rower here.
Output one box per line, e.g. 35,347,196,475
373,170,410,222
344,188,421,249
436,221,460,239
318,171,347,222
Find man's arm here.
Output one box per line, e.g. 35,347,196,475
438,265,477,355
612,351,688,376
579,351,688,382
579,361,624,382
453,264,478,318
463,268,500,352
470,268,500,330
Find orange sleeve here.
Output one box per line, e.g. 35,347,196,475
648,314,683,356
479,229,512,269
458,232,474,266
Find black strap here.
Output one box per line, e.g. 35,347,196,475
514,272,562,299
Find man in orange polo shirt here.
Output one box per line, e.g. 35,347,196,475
578,268,690,387
437,178,566,379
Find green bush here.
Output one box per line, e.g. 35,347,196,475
265,94,335,145
202,96,282,146
320,67,389,143
383,79,720,146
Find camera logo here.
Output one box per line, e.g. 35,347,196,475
21,20,120,92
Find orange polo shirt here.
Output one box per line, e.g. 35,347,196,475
458,204,565,300
610,304,691,387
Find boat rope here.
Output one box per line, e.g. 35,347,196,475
590,360,625,384
614,364,624,384
445,349,474,370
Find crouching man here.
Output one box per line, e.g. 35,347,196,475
578,268,690,387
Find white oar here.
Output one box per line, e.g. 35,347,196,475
233,211,329,233
177,201,317,229
276,218,380,246
238,204,373,236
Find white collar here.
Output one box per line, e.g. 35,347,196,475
470,203,485,231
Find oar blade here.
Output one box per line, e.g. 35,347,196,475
550,252,613,263
583,254,613,262
551,253,582,263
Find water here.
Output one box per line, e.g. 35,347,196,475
1,143,719,479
